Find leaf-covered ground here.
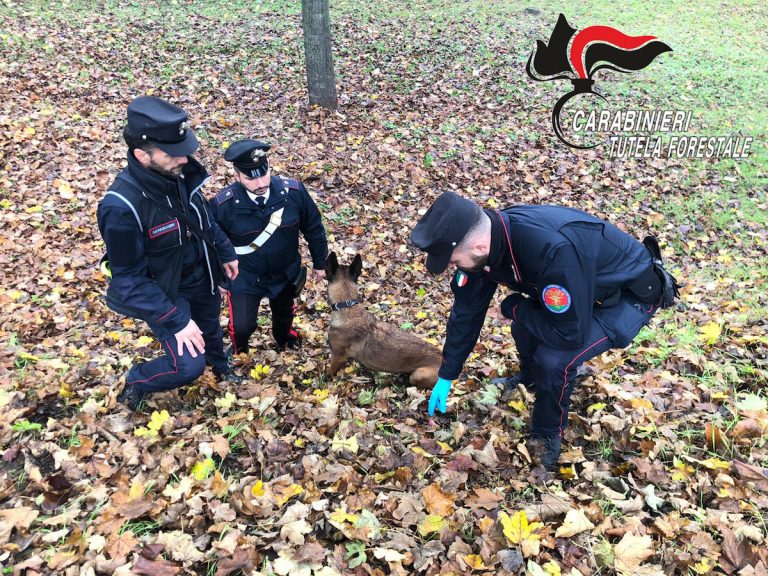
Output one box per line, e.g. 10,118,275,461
1,1,767,575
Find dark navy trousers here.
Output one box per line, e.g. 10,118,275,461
227,284,297,354
513,295,658,437
127,283,228,393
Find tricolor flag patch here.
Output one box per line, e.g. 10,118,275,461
542,284,571,313
456,271,468,288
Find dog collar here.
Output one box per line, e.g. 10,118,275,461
331,299,359,311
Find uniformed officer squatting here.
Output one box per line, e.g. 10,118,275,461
411,192,675,470
211,139,328,354
97,96,239,410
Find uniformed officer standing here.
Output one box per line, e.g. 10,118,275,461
211,139,328,354
98,96,240,411
411,192,678,470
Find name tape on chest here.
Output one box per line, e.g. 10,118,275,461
234,208,285,255
148,219,180,239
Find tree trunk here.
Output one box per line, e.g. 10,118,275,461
302,0,338,110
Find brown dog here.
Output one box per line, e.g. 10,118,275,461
324,252,442,389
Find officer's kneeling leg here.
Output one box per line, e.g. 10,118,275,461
530,321,613,439
127,332,207,394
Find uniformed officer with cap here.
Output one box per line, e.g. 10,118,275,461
97,96,240,411
211,139,328,354
411,192,678,471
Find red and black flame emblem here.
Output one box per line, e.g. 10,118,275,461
527,14,672,148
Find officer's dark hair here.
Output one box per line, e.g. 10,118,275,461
123,125,159,154
457,204,486,249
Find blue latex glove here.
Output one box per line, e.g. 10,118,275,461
428,377,452,416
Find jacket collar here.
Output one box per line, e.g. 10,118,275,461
487,209,522,283
126,152,209,200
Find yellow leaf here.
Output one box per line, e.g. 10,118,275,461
692,556,715,574
464,554,486,569
18,351,39,362
24,205,42,213
630,398,653,410
274,483,304,507
294,438,305,448
313,389,329,402
329,508,359,525
587,402,606,413
191,458,216,480
58,383,72,399
8,289,24,300
331,433,359,454
417,514,446,536
249,364,270,380
214,392,237,412
698,321,722,345
487,198,498,208
147,410,170,434
250,480,265,497
128,479,145,499
436,441,453,454
24,126,36,135
136,335,154,347
699,457,730,470
507,399,526,412
498,510,543,556
415,310,427,319
411,446,434,458
543,560,562,576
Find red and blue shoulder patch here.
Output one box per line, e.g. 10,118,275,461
542,284,572,314
213,186,235,205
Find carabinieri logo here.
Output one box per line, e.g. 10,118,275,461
527,14,672,149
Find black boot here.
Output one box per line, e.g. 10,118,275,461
528,434,562,471
117,384,147,411
276,334,302,351
214,369,245,385
491,372,534,391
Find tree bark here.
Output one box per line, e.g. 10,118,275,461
302,0,338,110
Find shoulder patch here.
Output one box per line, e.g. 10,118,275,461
455,270,469,288
280,177,303,190
214,187,235,205
542,284,572,314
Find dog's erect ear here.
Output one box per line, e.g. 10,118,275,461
349,254,363,281
325,252,339,279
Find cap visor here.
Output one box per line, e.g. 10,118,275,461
155,129,199,157
243,165,269,179
425,251,450,275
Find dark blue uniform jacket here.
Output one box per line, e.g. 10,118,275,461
210,177,328,298
97,154,236,335
439,206,654,380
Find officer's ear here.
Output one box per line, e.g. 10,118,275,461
325,252,339,280
133,147,152,168
349,254,363,282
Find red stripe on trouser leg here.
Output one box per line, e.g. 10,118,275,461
226,291,238,355
558,336,609,435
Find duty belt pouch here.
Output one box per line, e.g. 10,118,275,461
292,266,307,297
642,235,682,308
627,267,662,303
